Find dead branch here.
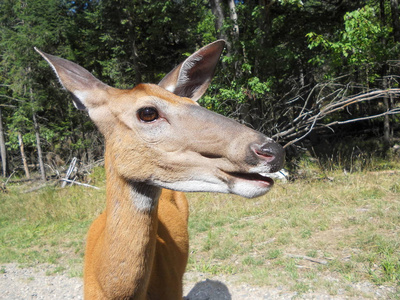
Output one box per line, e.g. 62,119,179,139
61,157,78,188
286,254,328,265
7,177,43,183
60,178,100,190
272,88,400,147
23,181,58,193
5,170,16,185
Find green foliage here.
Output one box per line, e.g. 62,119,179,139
76,0,208,87
0,0,399,174
307,4,396,84
278,0,304,6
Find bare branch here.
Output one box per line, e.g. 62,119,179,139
273,87,400,147
60,178,100,190
325,108,400,126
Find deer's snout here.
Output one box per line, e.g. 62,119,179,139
251,140,285,173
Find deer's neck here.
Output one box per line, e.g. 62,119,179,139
96,153,161,299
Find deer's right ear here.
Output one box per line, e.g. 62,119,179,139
158,40,225,101
35,48,109,111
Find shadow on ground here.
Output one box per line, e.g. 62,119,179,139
184,279,231,300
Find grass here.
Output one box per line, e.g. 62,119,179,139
0,174,105,276
186,164,400,297
0,164,399,297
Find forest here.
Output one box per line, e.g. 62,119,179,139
1,0,399,180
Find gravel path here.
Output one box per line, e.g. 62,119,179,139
1,264,82,300
0,263,396,299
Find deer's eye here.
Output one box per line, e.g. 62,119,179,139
138,107,159,122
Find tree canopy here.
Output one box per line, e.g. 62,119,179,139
1,0,399,177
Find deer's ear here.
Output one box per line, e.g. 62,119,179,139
35,48,109,110
158,40,225,102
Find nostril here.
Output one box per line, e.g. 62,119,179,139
252,141,285,168
254,149,275,162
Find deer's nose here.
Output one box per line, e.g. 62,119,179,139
251,140,285,172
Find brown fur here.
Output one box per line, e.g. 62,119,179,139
83,152,188,299
35,41,284,299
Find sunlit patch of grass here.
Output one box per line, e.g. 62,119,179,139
188,257,237,275
46,266,66,276
242,255,264,266
186,169,400,297
0,170,106,273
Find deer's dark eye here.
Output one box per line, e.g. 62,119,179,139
138,107,159,122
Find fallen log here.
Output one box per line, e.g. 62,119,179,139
60,178,100,190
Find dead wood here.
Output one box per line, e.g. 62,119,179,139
286,254,328,265
60,178,100,190
272,86,400,148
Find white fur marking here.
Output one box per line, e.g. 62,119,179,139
153,178,229,194
130,183,161,213
73,90,89,103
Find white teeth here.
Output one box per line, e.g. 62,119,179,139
260,169,289,183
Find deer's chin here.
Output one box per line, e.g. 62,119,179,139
227,172,274,199
152,172,274,198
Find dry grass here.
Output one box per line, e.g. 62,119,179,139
186,170,400,297
0,167,399,297
0,175,106,277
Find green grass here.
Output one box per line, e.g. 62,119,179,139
186,168,400,297
0,165,399,297
0,171,105,274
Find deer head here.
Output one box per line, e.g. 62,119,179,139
35,41,284,199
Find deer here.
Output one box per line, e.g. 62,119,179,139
35,40,284,300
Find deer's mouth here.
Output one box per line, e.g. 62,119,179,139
227,172,274,187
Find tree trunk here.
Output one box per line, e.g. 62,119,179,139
30,87,46,181
125,12,142,84
210,0,226,38
380,0,391,150
380,0,387,45
131,38,142,84
382,78,391,149
227,0,239,40
210,0,231,54
254,0,274,75
391,0,400,43
0,107,9,177
18,132,30,179
33,112,46,180
258,0,274,40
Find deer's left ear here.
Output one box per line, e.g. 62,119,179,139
35,47,109,111
158,40,225,101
